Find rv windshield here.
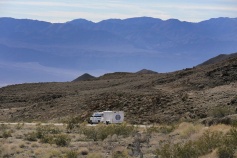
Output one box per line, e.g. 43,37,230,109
92,113,103,117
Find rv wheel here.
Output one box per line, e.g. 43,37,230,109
106,121,109,125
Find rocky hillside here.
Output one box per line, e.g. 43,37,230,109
72,73,96,82
0,56,237,124
199,52,237,66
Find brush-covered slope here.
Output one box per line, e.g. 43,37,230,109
0,56,237,124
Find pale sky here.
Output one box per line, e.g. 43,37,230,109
0,0,237,23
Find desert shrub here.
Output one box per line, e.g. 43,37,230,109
15,123,24,130
229,128,237,145
40,134,71,146
173,141,198,158
80,123,135,141
0,130,12,138
156,131,224,158
78,147,89,155
36,125,61,139
194,131,224,155
65,150,78,158
156,143,173,158
40,134,54,144
216,128,237,158
66,116,81,131
157,141,198,158
112,150,129,158
181,93,189,101
230,120,237,127
35,125,70,146
211,106,233,118
0,124,9,131
19,143,26,148
54,134,71,146
79,123,99,140
25,132,37,141
217,146,234,158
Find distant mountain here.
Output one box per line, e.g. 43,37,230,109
73,73,96,82
199,52,237,66
136,69,158,74
0,17,237,85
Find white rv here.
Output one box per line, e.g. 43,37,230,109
89,111,124,124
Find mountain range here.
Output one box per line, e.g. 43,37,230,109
0,17,237,86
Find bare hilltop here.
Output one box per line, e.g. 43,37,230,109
0,53,237,124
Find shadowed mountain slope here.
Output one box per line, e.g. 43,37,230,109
136,69,158,74
72,73,96,82
199,52,237,66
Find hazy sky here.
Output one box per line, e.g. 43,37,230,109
0,0,237,23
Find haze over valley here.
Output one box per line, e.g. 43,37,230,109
0,17,237,86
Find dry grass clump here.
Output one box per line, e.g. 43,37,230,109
0,143,22,158
174,122,204,139
208,124,232,134
65,149,78,158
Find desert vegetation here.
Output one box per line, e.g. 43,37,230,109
0,54,237,157
0,121,237,158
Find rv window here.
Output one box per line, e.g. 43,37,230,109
94,114,102,117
